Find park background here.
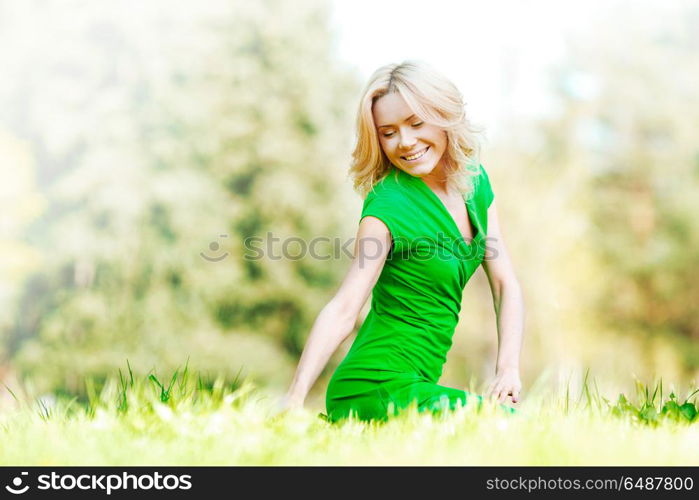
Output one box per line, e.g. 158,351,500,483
1,0,697,413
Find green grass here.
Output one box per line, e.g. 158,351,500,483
0,363,697,465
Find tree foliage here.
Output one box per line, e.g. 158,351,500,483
1,0,360,392
536,3,699,372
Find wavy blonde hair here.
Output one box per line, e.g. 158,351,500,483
349,60,483,198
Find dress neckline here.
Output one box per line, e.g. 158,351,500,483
394,167,480,249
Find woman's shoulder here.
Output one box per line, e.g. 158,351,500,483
359,168,415,248
360,168,414,228
364,168,410,201
470,163,494,208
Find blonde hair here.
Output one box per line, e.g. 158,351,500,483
348,60,483,198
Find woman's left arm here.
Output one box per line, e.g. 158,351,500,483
481,200,525,404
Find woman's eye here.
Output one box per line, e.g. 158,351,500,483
382,132,394,137
412,122,424,127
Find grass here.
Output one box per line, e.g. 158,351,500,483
0,363,697,465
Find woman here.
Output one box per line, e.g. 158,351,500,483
281,60,524,423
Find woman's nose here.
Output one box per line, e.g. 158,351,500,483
399,130,417,149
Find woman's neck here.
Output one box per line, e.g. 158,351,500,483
419,162,450,195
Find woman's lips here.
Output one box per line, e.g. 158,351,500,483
401,146,429,161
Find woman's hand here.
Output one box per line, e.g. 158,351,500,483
485,367,522,404
273,393,305,416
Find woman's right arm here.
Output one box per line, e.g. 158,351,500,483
282,216,393,408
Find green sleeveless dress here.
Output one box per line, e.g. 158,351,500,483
325,163,511,423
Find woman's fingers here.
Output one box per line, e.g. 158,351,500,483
493,387,514,404
485,384,495,398
486,380,522,404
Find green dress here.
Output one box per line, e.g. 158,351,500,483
325,163,511,423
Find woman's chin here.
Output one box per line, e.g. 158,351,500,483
404,163,438,177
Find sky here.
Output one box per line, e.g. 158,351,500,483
328,0,611,139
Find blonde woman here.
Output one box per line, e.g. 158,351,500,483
282,61,524,422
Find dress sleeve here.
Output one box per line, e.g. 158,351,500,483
360,187,405,253
477,163,494,209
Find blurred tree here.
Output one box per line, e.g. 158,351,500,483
0,131,45,384
0,0,360,393
536,2,699,376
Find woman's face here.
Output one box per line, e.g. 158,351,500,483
372,92,448,178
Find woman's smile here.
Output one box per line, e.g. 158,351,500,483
401,146,430,161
